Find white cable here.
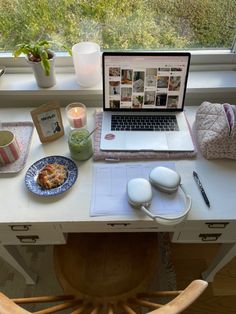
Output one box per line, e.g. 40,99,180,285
140,205,156,220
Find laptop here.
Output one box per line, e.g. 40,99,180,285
100,51,194,152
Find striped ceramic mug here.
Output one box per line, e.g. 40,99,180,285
0,130,21,165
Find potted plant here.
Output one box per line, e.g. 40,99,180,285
13,40,56,88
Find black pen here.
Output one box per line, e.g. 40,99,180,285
193,171,210,208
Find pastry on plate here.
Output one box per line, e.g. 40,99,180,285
37,163,67,189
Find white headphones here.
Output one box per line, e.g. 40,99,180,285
127,166,191,222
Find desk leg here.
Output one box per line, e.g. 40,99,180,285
0,245,37,285
201,243,236,282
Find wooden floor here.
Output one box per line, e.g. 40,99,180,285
171,243,236,314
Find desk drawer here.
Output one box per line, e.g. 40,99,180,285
179,221,232,231
104,222,173,232
0,223,58,233
0,231,66,245
60,221,174,232
173,230,235,243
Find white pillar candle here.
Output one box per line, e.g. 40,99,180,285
72,42,101,87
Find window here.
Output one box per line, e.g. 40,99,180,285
0,0,235,52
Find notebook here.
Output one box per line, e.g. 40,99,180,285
100,51,194,152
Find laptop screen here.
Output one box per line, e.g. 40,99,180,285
102,52,191,112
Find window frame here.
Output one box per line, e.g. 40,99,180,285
1,46,236,109
1,47,236,73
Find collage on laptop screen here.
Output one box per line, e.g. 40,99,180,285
104,53,189,111
100,52,194,152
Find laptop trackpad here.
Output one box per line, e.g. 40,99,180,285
125,132,168,151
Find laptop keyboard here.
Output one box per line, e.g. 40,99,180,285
111,115,179,131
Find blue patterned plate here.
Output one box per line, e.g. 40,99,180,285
25,156,78,196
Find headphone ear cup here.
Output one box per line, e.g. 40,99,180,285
149,166,181,193
127,178,152,208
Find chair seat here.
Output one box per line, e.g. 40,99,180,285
54,233,159,304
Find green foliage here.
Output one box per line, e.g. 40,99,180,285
12,39,72,75
13,40,53,76
0,0,236,52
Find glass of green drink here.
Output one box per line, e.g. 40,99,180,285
68,129,93,161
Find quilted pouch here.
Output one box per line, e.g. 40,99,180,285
195,101,236,159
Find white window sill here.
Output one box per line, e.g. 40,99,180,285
0,70,236,107
0,72,102,95
187,70,236,93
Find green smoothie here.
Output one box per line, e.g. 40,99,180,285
68,129,93,161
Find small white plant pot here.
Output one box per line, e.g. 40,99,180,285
27,53,56,88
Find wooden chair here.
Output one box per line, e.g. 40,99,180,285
0,233,208,314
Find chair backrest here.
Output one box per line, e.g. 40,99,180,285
0,233,208,314
53,233,208,314
0,280,208,314
0,293,83,314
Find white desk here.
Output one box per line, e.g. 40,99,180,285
0,106,236,284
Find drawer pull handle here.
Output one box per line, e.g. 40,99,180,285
199,233,221,242
10,225,32,231
16,235,39,243
107,223,131,227
205,222,229,229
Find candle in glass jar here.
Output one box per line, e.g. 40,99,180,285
66,103,87,128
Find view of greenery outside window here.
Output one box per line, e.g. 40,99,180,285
0,0,235,52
